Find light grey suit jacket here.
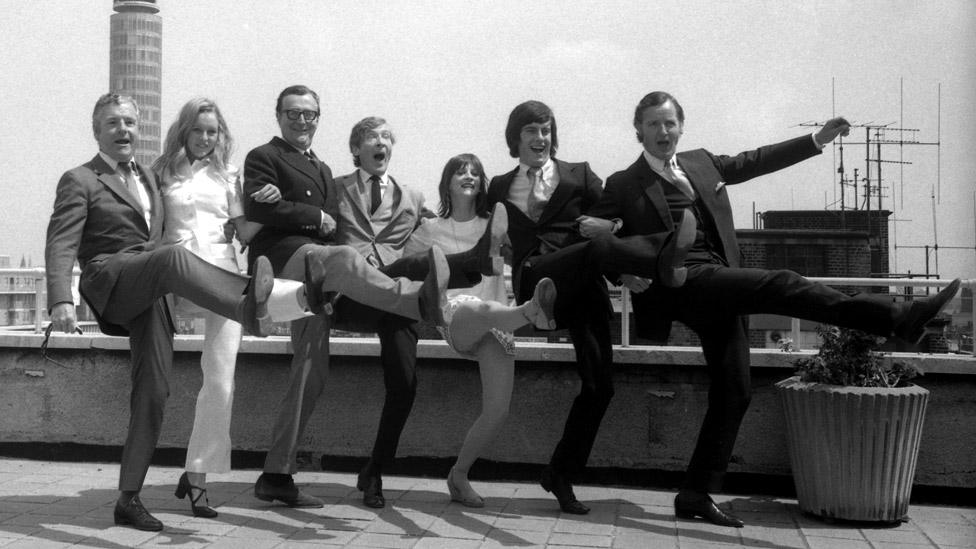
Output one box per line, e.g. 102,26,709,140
334,171,427,267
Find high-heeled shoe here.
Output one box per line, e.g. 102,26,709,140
524,277,557,330
447,467,484,508
175,472,218,518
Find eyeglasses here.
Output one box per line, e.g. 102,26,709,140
282,109,320,122
40,323,84,368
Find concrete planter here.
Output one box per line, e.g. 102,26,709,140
776,376,929,522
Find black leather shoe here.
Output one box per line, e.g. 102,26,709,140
674,491,744,528
540,466,589,515
357,470,385,509
656,208,696,288
893,278,961,344
418,247,449,327
241,256,274,337
175,472,217,518
254,473,324,508
113,495,163,531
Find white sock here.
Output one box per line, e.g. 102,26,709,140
267,279,313,321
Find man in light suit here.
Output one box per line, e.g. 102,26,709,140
45,93,305,531
332,117,425,509
331,116,504,508
244,88,452,508
590,91,961,527
486,100,695,515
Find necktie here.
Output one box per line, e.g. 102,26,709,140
526,167,545,221
664,159,695,199
369,175,382,215
118,161,144,210
304,151,317,166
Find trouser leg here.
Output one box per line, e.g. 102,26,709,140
683,265,900,336
681,314,752,494
549,318,615,480
118,298,173,491
306,245,424,320
185,310,240,474
263,314,331,474
368,314,419,469
103,246,248,325
380,249,480,289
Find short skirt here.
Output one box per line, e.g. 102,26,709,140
436,294,516,360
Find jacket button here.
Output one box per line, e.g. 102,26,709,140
306,190,312,196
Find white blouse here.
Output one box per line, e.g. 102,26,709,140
161,158,243,270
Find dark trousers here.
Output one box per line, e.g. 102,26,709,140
90,246,250,491
326,245,488,472
514,241,622,482
634,263,906,493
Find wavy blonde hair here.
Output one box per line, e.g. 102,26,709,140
153,97,234,185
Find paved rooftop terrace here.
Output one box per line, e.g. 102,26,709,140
0,458,973,548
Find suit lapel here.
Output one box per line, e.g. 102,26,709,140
538,160,574,226
342,171,372,221
677,154,719,215
631,156,674,230
89,155,148,227
272,137,327,200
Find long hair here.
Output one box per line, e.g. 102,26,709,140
153,98,234,185
437,153,489,219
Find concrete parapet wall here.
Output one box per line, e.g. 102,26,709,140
1,333,973,489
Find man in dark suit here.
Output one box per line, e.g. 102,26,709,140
486,100,694,515
590,91,961,527
45,93,313,531
244,88,453,508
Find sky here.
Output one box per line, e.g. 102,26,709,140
2,0,974,279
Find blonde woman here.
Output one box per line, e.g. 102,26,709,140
153,98,279,517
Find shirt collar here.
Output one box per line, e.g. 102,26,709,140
518,158,554,179
99,151,132,172
641,150,672,175
280,137,312,155
359,168,389,186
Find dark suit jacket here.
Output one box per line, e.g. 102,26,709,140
45,154,168,336
487,159,602,300
591,134,821,340
243,136,339,273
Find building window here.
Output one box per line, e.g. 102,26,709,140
766,245,826,277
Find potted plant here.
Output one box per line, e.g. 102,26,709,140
775,326,928,523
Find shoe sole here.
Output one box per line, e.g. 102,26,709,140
533,278,557,330
489,203,509,261
658,210,696,287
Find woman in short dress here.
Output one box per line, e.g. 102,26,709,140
404,153,555,507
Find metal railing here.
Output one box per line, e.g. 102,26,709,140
619,277,975,351
2,268,972,354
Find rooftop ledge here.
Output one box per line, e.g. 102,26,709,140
4,332,973,375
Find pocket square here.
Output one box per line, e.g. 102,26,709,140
715,181,726,192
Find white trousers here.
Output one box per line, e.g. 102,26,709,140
183,255,242,474
184,308,241,473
